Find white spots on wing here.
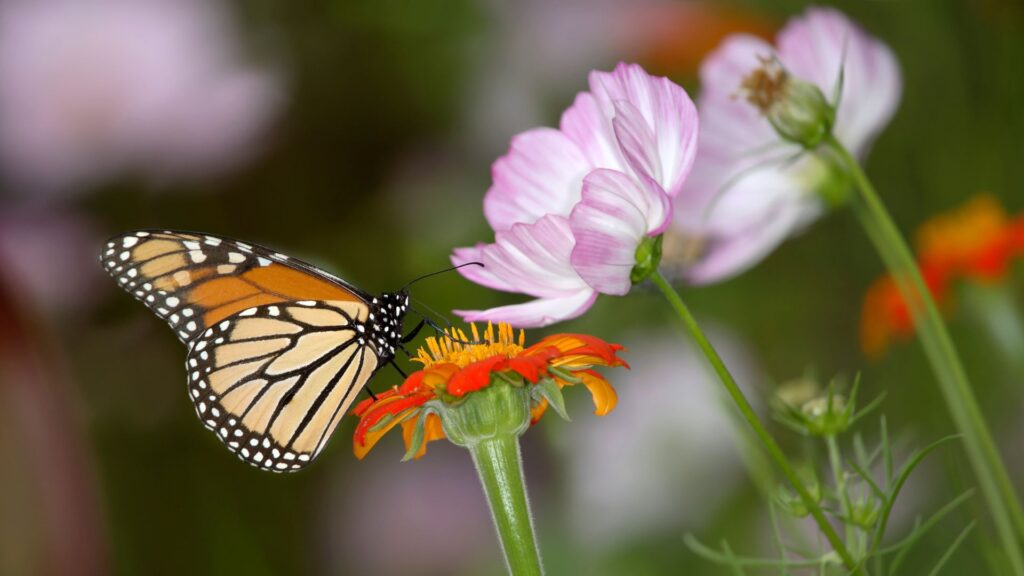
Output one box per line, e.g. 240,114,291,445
217,264,236,274
178,330,189,340
219,320,231,330
146,295,155,303
253,452,264,462
170,314,180,324
185,321,197,332
191,388,200,398
257,257,271,267
235,242,252,252
297,300,316,306
119,251,130,261
188,358,198,368
157,307,168,315
123,236,139,248
166,296,180,307
239,308,257,317
126,268,138,278
198,402,207,413
200,351,209,360
183,241,201,251
182,308,194,317
204,236,222,246
272,252,288,260
189,250,207,263
136,231,150,237
228,252,245,264
194,340,207,352
268,306,280,316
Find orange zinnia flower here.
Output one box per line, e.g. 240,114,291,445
860,194,1024,357
352,323,627,459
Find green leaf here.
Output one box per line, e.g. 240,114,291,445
683,534,834,570
883,489,975,573
927,521,976,576
871,434,962,555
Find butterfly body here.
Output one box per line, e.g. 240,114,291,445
100,230,409,472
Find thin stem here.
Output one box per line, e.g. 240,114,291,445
825,135,1024,574
650,271,860,572
826,435,854,553
468,435,543,576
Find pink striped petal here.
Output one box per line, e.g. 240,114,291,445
453,215,589,299
483,127,591,230
560,91,628,175
570,169,671,295
588,63,699,198
454,289,598,328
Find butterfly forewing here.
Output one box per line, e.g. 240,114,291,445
99,230,366,343
187,300,379,471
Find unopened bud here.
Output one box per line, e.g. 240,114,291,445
739,56,834,149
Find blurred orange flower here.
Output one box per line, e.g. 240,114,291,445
860,194,1024,357
352,323,627,459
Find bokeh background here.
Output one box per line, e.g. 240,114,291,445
1,0,1022,574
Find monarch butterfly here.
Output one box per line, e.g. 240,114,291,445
100,230,439,473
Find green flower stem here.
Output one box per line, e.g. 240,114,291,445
826,435,854,553
825,135,1024,574
468,434,543,576
650,271,859,572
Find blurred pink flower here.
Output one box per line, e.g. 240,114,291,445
0,0,283,194
453,63,698,327
675,7,901,284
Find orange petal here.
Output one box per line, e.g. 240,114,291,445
400,413,446,460
354,407,419,459
576,369,618,416
530,398,549,425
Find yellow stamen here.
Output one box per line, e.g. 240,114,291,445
414,322,526,369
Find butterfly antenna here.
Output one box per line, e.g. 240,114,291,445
409,298,483,346
401,261,484,291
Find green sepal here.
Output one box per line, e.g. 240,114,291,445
368,412,396,433
630,235,663,284
531,377,571,422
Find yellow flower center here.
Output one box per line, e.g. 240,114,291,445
415,322,527,369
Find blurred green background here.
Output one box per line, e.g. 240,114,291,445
1,0,1023,574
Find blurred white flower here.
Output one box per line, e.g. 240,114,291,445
0,0,283,194
675,7,901,284
563,327,760,550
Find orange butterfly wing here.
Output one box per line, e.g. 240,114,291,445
100,230,366,342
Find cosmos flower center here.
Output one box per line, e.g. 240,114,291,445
415,322,526,370
738,55,789,114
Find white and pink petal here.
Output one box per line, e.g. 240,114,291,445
569,169,670,295
483,128,592,230
454,289,598,329
587,62,699,197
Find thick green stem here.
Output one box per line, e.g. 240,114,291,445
826,135,1024,574
650,271,859,572
468,435,543,576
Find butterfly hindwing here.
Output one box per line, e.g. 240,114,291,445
187,300,380,472
99,230,367,343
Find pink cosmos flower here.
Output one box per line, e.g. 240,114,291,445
0,0,283,195
674,7,901,284
452,63,699,327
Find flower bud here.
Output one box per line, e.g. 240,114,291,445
739,56,835,149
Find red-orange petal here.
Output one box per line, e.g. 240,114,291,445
447,355,506,397
354,406,420,459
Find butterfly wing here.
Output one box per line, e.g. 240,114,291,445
99,230,369,343
187,300,378,471
100,230,394,471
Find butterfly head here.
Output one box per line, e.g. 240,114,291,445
369,290,410,360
